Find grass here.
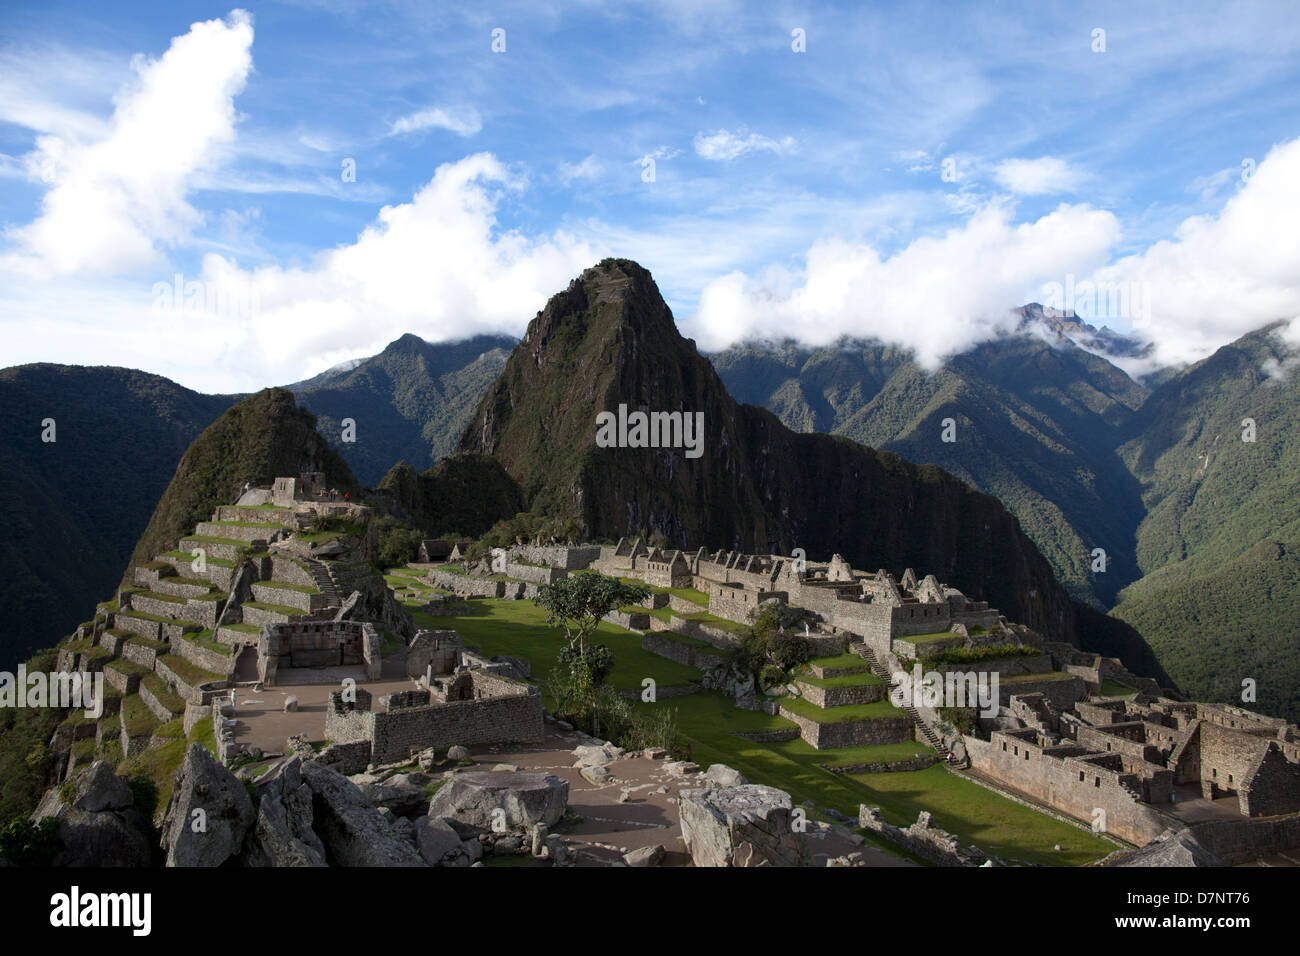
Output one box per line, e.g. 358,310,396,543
1001,671,1074,684
182,629,230,657
120,693,160,738
125,635,169,652
806,652,871,671
104,658,151,680
896,630,962,645
1100,679,1138,698
242,600,308,617
141,674,186,715
156,654,224,687
416,598,700,698
255,579,320,594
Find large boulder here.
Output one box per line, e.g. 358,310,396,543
161,744,256,867
31,762,154,867
300,761,426,866
427,771,568,830
246,757,326,867
679,785,810,868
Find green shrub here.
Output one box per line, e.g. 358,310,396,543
0,817,62,867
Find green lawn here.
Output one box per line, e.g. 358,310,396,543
416,598,701,695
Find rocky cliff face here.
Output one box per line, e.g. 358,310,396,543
457,259,1134,656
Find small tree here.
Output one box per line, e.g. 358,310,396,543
535,574,650,657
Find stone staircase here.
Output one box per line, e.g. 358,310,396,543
299,554,343,607
852,642,951,759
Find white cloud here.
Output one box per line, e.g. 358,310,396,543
202,153,603,386
557,154,604,184
694,128,795,161
993,156,1082,195
1084,135,1300,367
0,10,254,279
686,199,1120,369
0,153,605,391
388,105,482,137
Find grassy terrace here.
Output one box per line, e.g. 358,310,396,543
141,674,186,714
414,598,700,697
104,658,151,680
807,652,871,671
182,629,231,656
779,696,901,723
1001,671,1074,684
242,601,309,617
156,654,223,687
255,580,320,594
124,634,169,652
120,693,160,737
896,630,961,645
211,520,287,529
117,609,199,628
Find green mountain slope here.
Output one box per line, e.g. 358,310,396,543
1112,322,1300,718
127,388,360,576
711,324,1149,607
291,333,515,485
0,365,233,668
456,259,1169,682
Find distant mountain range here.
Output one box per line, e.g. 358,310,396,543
288,332,515,485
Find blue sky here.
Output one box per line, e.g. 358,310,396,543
2,1,1299,391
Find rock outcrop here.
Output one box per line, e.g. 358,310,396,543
31,761,155,867
161,743,255,867
300,761,426,866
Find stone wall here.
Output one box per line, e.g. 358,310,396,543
641,632,722,670
424,568,505,598
778,707,912,750
173,634,231,677
367,679,543,765
503,561,567,585
1187,815,1300,865
859,807,988,866
511,545,601,570
966,732,1174,846
794,680,885,709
